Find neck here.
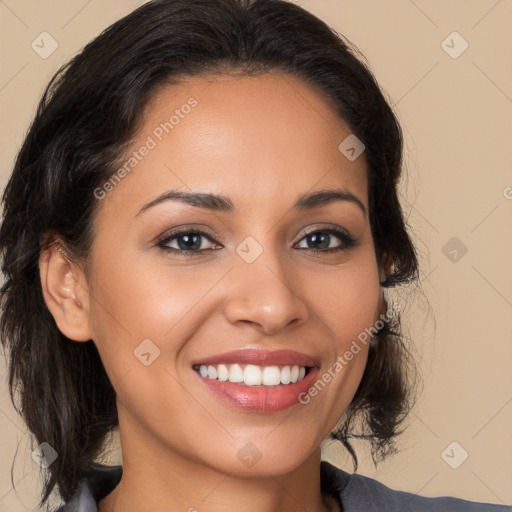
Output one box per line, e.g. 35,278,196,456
99,427,339,512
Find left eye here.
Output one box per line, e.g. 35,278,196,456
295,229,353,251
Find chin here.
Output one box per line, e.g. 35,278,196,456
194,433,320,478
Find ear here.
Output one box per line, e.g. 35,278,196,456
39,242,92,342
378,250,394,316
379,250,394,284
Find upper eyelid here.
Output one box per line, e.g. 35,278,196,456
295,224,351,240
155,225,218,242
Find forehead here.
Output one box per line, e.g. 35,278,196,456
102,72,368,217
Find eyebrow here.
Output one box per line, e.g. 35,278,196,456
136,187,367,217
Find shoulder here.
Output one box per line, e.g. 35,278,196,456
321,460,511,512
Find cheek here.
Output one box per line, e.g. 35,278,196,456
85,247,230,387
85,256,204,436
314,254,382,345
305,253,380,409
87,250,202,338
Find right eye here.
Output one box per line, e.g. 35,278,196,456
156,228,222,256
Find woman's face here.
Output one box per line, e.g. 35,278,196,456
77,72,386,475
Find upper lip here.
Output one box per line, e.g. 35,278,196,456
191,349,319,368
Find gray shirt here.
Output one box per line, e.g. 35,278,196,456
55,461,511,511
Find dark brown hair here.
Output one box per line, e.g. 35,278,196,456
0,0,419,507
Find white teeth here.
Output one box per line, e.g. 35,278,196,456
207,365,218,379
280,366,291,384
262,366,281,386
217,364,229,381
197,363,308,386
244,365,262,386
228,363,244,383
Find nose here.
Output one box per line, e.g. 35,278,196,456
223,249,310,335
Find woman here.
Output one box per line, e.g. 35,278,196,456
0,0,508,511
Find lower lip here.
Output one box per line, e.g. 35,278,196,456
195,367,320,412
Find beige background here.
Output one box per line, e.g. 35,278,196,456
1,0,511,510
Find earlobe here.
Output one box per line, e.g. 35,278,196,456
39,242,92,342
378,251,394,317
378,291,388,317
379,250,394,283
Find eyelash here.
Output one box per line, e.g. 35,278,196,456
156,226,357,257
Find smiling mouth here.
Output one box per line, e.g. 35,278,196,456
192,363,312,387
190,349,320,412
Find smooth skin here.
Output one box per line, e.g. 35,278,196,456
39,71,391,512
